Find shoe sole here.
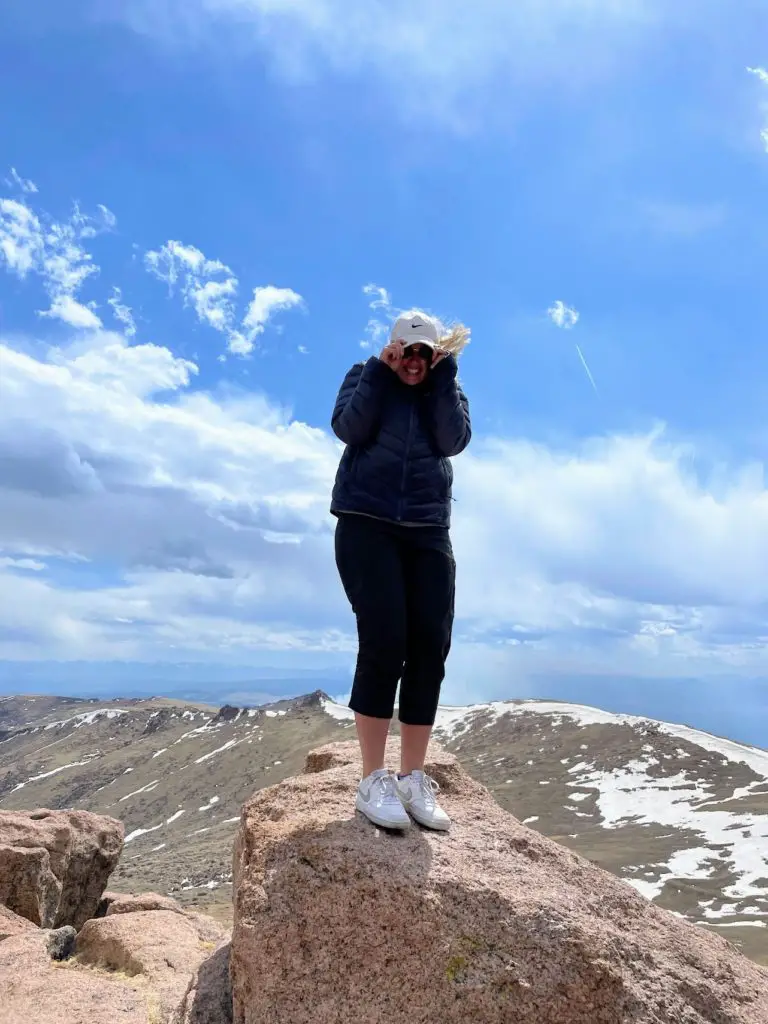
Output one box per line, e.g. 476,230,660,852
355,797,411,831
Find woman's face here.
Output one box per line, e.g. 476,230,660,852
397,343,432,386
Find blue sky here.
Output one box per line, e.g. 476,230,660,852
2,0,768,745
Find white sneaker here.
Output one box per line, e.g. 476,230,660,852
395,770,451,831
356,769,411,830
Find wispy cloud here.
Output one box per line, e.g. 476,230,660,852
5,167,38,194
144,240,238,330
747,66,768,85
747,66,768,151
547,300,579,330
116,0,669,123
363,283,391,311
360,283,395,350
0,557,45,572
235,286,303,356
0,189,115,329
43,295,102,330
0,199,42,276
145,240,302,355
108,287,137,337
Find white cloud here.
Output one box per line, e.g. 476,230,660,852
0,557,44,572
0,199,42,276
49,331,198,397
42,295,102,330
362,283,391,310
747,66,768,85
1,183,767,691
5,168,38,194
546,301,598,391
0,192,114,329
118,0,667,121
145,240,238,335
108,287,137,336
234,286,303,355
747,66,768,151
547,300,579,330
0,327,344,659
95,204,117,232
243,285,303,331
145,241,302,355
5,323,768,681
360,282,395,350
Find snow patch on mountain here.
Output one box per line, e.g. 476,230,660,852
570,757,768,907
120,779,160,802
12,753,100,791
44,708,130,730
428,699,768,783
125,822,164,844
194,739,239,764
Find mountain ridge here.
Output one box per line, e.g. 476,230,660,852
2,688,767,963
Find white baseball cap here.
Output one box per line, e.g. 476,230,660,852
390,312,440,350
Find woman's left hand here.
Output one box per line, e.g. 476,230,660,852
431,349,448,367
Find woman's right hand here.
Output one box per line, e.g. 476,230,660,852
379,339,403,372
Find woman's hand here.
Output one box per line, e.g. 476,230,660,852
431,349,447,367
379,339,404,372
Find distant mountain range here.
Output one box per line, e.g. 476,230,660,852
1,689,767,965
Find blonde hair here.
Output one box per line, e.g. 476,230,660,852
396,308,471,358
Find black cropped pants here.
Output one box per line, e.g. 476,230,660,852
334,512,456,727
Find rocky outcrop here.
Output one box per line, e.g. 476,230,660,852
1,898,230,1024
76,909,228,1020
0,805,231,1022
46,924,76,961
175,939,233,1024
0,904,35,941
231,738,768,1024
1,929,153,1024
94,889,120,917
0,809,123,929
212,705,241,725
106,891,185,917
0,843,60,928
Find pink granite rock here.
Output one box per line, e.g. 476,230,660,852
231,738,768,1024
106,891,184,917
76,909,228,1020
1,909,229,1024
1,929,154,1024
176,939,232,1024
0,904,36,942
0,809,123,929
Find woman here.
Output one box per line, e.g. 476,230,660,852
330,310,471,831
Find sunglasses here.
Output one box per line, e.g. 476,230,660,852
403,344,434,362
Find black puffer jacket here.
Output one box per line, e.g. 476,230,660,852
330,354,471,527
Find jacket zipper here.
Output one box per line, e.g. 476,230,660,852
396,404,416,522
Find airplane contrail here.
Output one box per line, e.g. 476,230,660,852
575,344,598,394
